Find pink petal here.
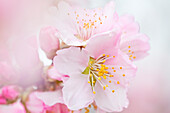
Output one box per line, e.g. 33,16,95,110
54,47,89,76
2,85,21,100
48,66,67,81
26,92,45,113
120,33,150,61
36,90,64,106
94,81,129,112
105,50,137,86
86,31,120,59
0,101,26,113
118,14,139,35
62,76,93,110
39,26,60,59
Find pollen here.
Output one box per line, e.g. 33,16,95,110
98,77,101,80
112,67,114,69
113,56,115,58
128,50,131,52
123,74,125,77
102,54,105,56
117,81,120,84
120,67,122,69
113,70,116,72
93,91,96,94
106,85,108,87
133,56,136,59
106,55,109,57
93,81,95,83
109,80,112,83
100,22,102,24
90,74,92,77
128,46,131,48
112,90,115,93
129,55,132,57
103,86,106,90
88,81,90,83
103,75,107,79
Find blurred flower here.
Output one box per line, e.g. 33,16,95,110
0,36,43,87
55,1,117,46
1,85,21,101
39,26,60,59
0,101,26,113
26,88,80,113
54,31,136,112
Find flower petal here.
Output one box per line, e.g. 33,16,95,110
120,33,150,61
36,90,64,106
54,47,89,76
86,31,120,59
62,75,93,110
94,81,129,112
39,26,60,59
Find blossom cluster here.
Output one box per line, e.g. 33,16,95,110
0,1,150,113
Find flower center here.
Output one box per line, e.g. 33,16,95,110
82,54,124,94
68,9,108,41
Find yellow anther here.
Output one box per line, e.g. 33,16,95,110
128,46,131,48
117,81,120,84
88,81,90,83
98,77,101,80
129,50,131,52
96,69,99,71
101,64,104,67
102,60,106,63
109,80,112,83
88,105,91,108
120,67,122,69
105,16,107,18
100,22,102,24
129,58,132,60
113,70,116,72
90,74,92,77
90,61,93,64
109,75,114,77
104,71,108,74
113,56,115,58
132,51,134,54
99,17,101,21
112,90,115,93
106,55,109,57
112,67,114,69
123,74,125,77
104,67,108,70
93,91,96,94
93,81,95,83
103,86,106,90
106,85,108,87
95,20,97,22
101,67,104,71
102,54,105,56
133,56,136,59
129,55,132,57
103,75,107,79
77,21,79,24
91,67,93,69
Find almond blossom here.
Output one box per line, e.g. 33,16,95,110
53,31,137,112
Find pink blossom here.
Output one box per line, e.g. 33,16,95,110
0,36,43,87
53,31,137,112
1,85,21,100
39,26,60,59
55,1,118,46
0,101,26,113
117,15,150,61
26,89,79,113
